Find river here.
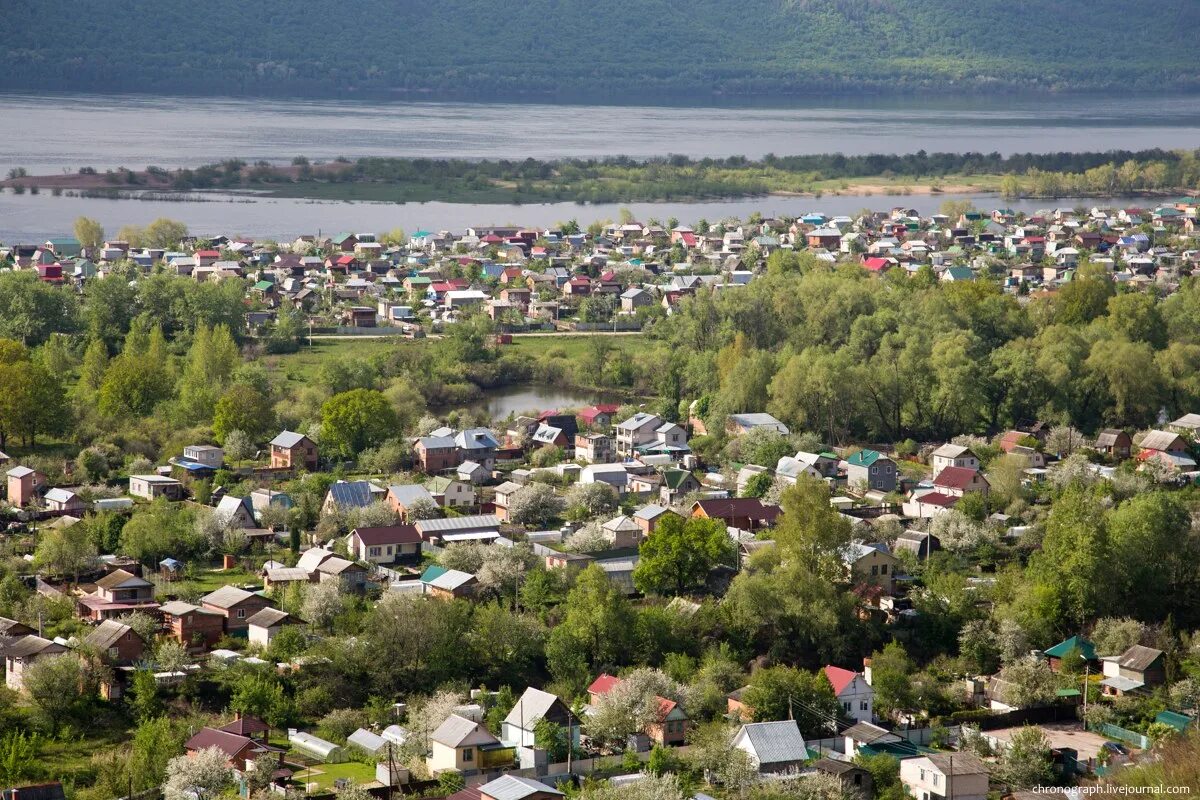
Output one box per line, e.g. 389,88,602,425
5,92,1200,172
2,91,1198,240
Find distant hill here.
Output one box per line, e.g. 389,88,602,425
4,0,1200,99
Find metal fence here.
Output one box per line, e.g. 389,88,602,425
1088,721,1150,750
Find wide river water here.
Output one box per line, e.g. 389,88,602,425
2,91,1198,240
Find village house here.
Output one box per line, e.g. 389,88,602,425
575,433,615,464
386,484,437,519
315,555,368,591
415,434,460,473
129,474,184,501
633,504,675,536
690,498,779,531
1100,645,1166,696
845,450,897,493
726,413,790,436
246,608,297,649
425,475,475,509
269,430,318,470
843,542,900,590
929,443,980,473
159,600,225,653
200,586,272,632
347,524,422,564
731,720,809,774
1093,428,1132,460
899,753,989,800
5,636,69,692
932,466,990,497
421,566,479,599
501,687,580,750
6,465,46,507
78,569,158,620
586,674,689,746
427,714,503,774
824,665,874,723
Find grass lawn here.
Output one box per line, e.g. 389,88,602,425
173,564,260,595
504,333,654,359
290,759,378,789
263,338,407,386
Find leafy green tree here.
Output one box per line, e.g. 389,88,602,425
33,522,98,581
997,725,1054,789
0,272,78,345
633,515,732,595
212,383,273,444
771,476,853,578
128,668,163,722
98,353,173,416
144,217,189,249
73,216,104,250
744,665,839,734
0,357,68,449
320,388,398,458
556,564,634,669
867,642,914,719
85,275,139,349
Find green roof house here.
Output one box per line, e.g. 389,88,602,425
1044,635,1097,670
845,450,897,493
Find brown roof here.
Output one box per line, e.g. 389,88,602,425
352,524,421,546
926,752,989,776
4,635,67,659
692,498,780,522
185,727,265,761
95,569,151,591
933,466,985,490
219,715,270,737
82,620,138,652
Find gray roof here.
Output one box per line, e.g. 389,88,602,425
1100,675,1144,692
1140,430,1184,452
270,430,308,448
431,714,499,748
633,504,669,521
734,720,808,765
388,484,435,508
926,752,989,776
246,608,291,628
503,687,562,729
415,514,500,534
1116,644,1163,672
418,435,456,449
427,569,476,591
4,635,66,659
82,619,136,651
455,427,500,450
201,585,256,609
478,775,564,800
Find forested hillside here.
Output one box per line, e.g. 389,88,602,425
4,0,1200,98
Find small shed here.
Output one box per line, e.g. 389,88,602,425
288,730,346,763
159,558,183,580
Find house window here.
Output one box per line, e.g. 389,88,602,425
860,701,869,711
919,769,925,781
386,546,393,555
237,608,246,618
843,702,851,712
462,748,473,762
880,564,888,575
932,774,939,787
369,547,380,556
871,565,878,576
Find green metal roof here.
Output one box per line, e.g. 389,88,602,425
1044,635,1097,661
420,565,448,583
847,449,884,468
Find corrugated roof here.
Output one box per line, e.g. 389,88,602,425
479,775,563,800
415,514,500,533
735,720,808,765
431,714,498,748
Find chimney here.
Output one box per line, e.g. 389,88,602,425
863,657,873,686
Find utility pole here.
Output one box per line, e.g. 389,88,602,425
1081,654,1090,721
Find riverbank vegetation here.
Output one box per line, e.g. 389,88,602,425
5,149,1199,204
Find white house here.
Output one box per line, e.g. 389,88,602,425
823,665,873,723
929,443,979,474
731,720,809,774
899,753,989,800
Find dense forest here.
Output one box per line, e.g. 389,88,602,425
3,0,1200,98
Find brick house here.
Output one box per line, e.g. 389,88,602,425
159,600,226,653
269,431,318,470
200,586,273,632
415,435,459,473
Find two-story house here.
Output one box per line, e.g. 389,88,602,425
200,586,272,632
615,412,663,458
824,665,874,723
900,753,989,800
159,600,226,652
929,443,980,474
269,430,318,471
845,450,897,493
78,569,158,621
